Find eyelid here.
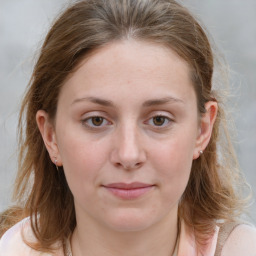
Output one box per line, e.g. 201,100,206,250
145,112,174,128
147,111,174,120
81,112,112,129
80,111,174,130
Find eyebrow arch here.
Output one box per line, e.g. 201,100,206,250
72,96,115,107
142,96,184,107
71,96,184,107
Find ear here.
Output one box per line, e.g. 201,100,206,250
193,101,218,160
36,110,62,167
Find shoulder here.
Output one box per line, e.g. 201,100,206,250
221,223,256,256
0,217,54,256
0,217,34,255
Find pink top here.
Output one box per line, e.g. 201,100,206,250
0,218,219,256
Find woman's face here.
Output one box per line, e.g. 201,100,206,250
43,40,204,232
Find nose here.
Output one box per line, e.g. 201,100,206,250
110,124,147,170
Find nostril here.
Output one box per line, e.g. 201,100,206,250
110,142,147,170
123,162,142,170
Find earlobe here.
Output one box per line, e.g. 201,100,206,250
36,110,62,166
193,101,218,159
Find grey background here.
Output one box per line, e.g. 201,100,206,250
0,1,255,224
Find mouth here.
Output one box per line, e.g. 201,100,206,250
102,182,155,200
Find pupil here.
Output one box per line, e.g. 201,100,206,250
92,117,103,126
153,116,165,126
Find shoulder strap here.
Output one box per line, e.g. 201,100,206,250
214,222,241,256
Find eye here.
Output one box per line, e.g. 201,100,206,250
147,115,172,127
82,116,110,128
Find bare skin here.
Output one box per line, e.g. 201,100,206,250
221,224,256,256
37,40,218,256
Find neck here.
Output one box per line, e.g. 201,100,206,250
71,209,179,256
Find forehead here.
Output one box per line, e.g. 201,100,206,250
59,40,196,107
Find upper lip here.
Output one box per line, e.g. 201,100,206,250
103,182,154,190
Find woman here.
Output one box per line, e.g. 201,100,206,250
0,0,255,255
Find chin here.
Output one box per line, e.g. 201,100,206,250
103,209,158,232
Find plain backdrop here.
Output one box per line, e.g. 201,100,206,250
0,0,255,224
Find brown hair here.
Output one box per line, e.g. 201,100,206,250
1,0,248,253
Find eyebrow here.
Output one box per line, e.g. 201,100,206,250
71,96,184,107
72,96,115,107
142,96,184,107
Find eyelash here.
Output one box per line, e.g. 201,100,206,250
146,115,172,128
81,115,173,130
81,116,111,129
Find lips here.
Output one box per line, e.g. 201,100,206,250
102,182,155,200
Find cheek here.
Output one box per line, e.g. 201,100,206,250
56,127,109,191
152,133,195,170
150,133,196,197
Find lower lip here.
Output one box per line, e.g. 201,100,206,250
104,186,154,200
